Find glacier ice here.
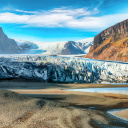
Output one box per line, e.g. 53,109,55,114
0,55,127,83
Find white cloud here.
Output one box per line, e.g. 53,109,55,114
14,9,38,14
50,7,92,16
1,5,38,14
0,7,128,31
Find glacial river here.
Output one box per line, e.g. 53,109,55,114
67,87,128,121
67,87,128,95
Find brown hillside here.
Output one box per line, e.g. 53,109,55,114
85,19,128,62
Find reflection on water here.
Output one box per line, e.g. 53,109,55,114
67,87,128,95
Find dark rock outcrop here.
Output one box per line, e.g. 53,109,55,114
0,27,21,54
19,42,39,51
61,41,84,55
85,19,128,62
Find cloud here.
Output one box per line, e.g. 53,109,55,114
1,5,14,11
14,9,38,14
1,5,38,14
0,7,128,31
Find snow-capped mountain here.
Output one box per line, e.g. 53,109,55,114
0,26,93,55
15,39,46,54
43,41,85,55
15,37,94,55
43,38,94,55
76,37,94,53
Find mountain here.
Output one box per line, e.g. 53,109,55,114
15,38,93,55
76,37,94,53
15,39,46,54
0,27,21,54
18,42,39,50
85,19,128,62
43,38,94,55
45,41,84,55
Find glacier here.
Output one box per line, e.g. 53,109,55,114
0,55,127,83
14,38,94,55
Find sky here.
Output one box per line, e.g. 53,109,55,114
0,0,128,42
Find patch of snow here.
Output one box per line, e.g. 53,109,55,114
76,37,94,43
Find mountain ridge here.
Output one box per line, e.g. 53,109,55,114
85,19,128,62
0,27,21,54
15,38,94,55
42,40,93,55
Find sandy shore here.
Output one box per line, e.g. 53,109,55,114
8,88,128,109
0,80,128,128
0,80,128,90
109,109,128,120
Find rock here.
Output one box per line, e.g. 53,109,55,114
61,41,84,55
0,27,21,54
43,40,93,55
85,19,128,62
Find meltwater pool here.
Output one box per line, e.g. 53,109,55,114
67,87,128,95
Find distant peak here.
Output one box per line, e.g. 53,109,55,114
0,27,3,32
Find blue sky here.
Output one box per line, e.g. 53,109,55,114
0,0,128,42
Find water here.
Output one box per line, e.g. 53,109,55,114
68,87,128,122
67,87,128,95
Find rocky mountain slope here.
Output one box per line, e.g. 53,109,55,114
76,37,94,53
44,41,84,55
85,19,128,62
18,41,39,51
15,38,93,55
43,39,93,55
15,39,46,54
0,27,21,54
